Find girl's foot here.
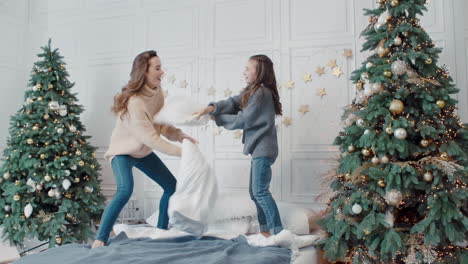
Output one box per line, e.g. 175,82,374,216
261,232,271,238
91,240,105,248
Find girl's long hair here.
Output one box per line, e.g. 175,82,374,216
240,55,282,116
111,50,158,119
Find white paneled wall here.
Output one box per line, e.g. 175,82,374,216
0,0,466,218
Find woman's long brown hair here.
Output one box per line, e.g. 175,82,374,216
240,55,282,116
111,50,158,119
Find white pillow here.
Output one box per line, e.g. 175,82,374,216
154,96,209,126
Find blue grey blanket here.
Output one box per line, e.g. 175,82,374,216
14,233,291,264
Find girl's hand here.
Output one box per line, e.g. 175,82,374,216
193,105,215,120
179,133,199,144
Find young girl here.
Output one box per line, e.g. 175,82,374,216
92,50,197,248
194,54,283,237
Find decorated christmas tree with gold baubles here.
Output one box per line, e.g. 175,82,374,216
0,40,105,248
317,0,468,263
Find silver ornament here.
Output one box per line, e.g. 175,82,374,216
48,101,59,111
3,172,11,180
380,155,390,164
4,205,11,212
361,148,371,156
423,172,433,182
394,128,407,140
393,36,402,46
364,83,373,96
371,156,380,165
371,83,383,93
384,190,403,206
84,186,94,193
348,145,355,152
391,60,407,76
356,118,366,127
364,129,371,135
24,203,33,218
360,72,370,83
352,203,363,214
366,62,374,69
385,127,393,135
48,189,56,197
57,128,64,135
69,125,77,133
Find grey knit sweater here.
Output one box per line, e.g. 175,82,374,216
209,86,278,162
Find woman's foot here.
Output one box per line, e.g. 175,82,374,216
91,240,105,249
261,232,271,238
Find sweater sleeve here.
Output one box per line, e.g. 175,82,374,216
158,124,183,142
126,98,181,157
213,89,264,130
209,94,241,115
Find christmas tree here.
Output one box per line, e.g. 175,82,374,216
317,0,468,263
0,40,105,248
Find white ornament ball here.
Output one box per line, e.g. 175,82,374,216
366,62,374,69
380,155,390,164
391,60,407,76
364,129,371,135
374,22,384,32
394,128,407,140
377,11,391,24
69,125,77,133
48,189,56,197
84,186,94,193
62,179,72,190
352,203,363,214
371,156,380,165
394,36,402,46
55,191,62,199
348,145,355,152
59,110,67,117
48,101,59,111
44,175,51,182
356,118,366,127
64,170,71,176
364,83,373,96
70,165,77,171
57,128,64,135
384,190,403,206
360,72,370,83
371,83,383,93
32,85,38,91
3,172,11,180
36,184,43,191
4,205,11,212
423,172,433,182
24,203,33,218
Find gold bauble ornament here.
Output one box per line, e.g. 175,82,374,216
436,100,445,109
76,150,82,156
420,139,430,147
383,71,392,77
37,97,43,101
36,83,42,89
45,141,50,146
40,154,46,159
55,237,62,244
91,152,96,158
378,0,385,4
43,114,50,120
15,180,20,185
390,0,399,7
13,194,21,201
356,81,363,90
26,138,34,144
78,160,85,166
376,39,390,58
425,58,433,64
5,214,10,218
361,148,371,157
74,177,80,183
403,31,409,37
65,193,72,199
385,127,393,135
32,125,39,131
364,229,371,235
55,155,60,160
378,179,386,187
348,145,355,152
44,175,51,182
389,99,404,114
48,84,53,89
440,152,449,160
90,165,95,169
62,151,68,156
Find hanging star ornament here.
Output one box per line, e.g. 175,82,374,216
315,67,325,76
303,73,312,83
332,67,343,78
282,117,292,127
179,80,188,88
167,75,176,84
316,88,327,98
342,49,353,58
327,59,337,68
285,80,295,89
207,86,216,96
298,104,310,114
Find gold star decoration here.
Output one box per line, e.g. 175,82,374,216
327,59,337,68
224,88,233,97
315,67,325,76
285,80,295,89
207,86,216,96
233,130,243,139
298,104,310,114
316,88,327,98
303,73,312,83
167,75,176,84
179,80,188,88
332,67,343,78
342,49,353,58
282,117,292,127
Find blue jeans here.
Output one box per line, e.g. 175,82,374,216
249,157,283,235
96,153,177,243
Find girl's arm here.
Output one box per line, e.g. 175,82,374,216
209,94,241,115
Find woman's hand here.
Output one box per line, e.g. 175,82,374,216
179,133,199,144
193,105,215,120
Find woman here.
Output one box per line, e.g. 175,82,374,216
92,50,197,248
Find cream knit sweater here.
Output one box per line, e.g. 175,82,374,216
104,85,182,160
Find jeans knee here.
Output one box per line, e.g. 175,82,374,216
115,187,132,201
